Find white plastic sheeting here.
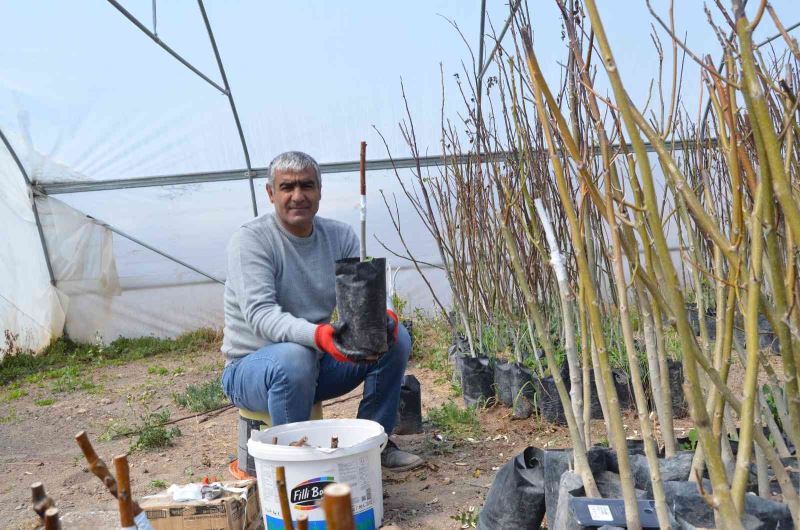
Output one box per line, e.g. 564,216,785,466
0,2,467,350
0,148,66,353
2,1,796,351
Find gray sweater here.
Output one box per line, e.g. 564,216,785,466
221,213,359,360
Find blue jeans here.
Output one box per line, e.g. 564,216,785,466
221,324,411,434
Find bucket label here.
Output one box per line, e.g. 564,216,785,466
336,457,373,514
291,476,335,510
266,507,375,530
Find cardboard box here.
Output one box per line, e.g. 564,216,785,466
141,479,264,530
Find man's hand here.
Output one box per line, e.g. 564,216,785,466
386,309,399,347
314,324,350,363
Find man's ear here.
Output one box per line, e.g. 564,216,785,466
266,183,275,204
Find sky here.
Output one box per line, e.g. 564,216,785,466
2,0,797,180
1,0,799,313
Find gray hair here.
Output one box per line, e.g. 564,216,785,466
267,151,321,188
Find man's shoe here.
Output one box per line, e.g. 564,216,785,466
381,439,424,472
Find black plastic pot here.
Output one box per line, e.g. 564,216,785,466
533,375,566,425
494,361,515,407
394,374,423,435
686,302,717,341
612,369,634,411
510,363,536,419
477,447,546,530
533,363,603,425
542,447,609,527
334,257,387,360
667,359,688,418
448,338,468,386
460,355,495,407
665,479,791,528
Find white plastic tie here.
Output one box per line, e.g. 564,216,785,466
533,198,567,282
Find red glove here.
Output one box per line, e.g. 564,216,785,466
386,309,399,343
315,324,350,363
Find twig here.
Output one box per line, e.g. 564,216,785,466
323,394,360,407
197,404,236,424
74,431,143,516
106,404,236,439
276,466,294,529
289,436,309,447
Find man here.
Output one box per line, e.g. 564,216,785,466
221,150,422,471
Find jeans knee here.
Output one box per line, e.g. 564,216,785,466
398,324,412,357
387,324,412,369
265,343,318,388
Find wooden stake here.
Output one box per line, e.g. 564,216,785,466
322,483,356,530
113,455,135,528
31,481,54,519
276,466,294,530
44,507,61,530
296,513,309,530
75,431,142,515
359,141,367,262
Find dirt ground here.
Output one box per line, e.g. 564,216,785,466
0,342,697,530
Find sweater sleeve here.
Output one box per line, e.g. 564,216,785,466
227,227,318,348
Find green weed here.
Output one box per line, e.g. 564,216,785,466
664,328,683,360
99,418,132,442
48,365,98,393
451,506,480,528
199,360,224,373
149,479,167,489
427,400,481,439
148,366,169,376
173,380,226,413
0,409,17,424
391,293,408,317
131,410,181,451
34,398,55,407
679,428,699,451
3,387,27,402
761,384,783,431
0,328,221,386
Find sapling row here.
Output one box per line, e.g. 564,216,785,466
382,1,800,527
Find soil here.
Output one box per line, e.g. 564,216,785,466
1,344,700,530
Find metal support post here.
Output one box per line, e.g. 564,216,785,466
105,0,227,94
0,127,57,286
87,216,224,285
197,0,259,218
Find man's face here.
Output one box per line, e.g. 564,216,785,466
267,168,321,236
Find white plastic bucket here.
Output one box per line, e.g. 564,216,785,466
248,418,388,530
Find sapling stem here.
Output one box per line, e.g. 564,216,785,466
534,198,584,446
